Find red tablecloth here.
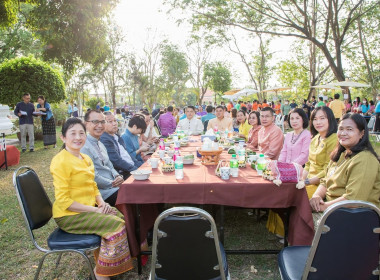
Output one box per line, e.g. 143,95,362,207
116,137,314,257
0,145,20,168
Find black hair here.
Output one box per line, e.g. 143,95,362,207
236,109,247,125
61,117,86,150
309,106,337,137
355,97,361,103
121,108,125,113
206,105,214,113
167,106,173,112
215,105,224,111
103,111,113,116
331,113,379,162
23,93,30,97
186,105,196,112
319,96,323,101
140,110,150,116
240,106,247,113
99,108,105,112
128,115,147,134
84,109,102,121
116,108,121,114
261,106,275,115
288,108,309,129
37,95,45,101
248,111,261,126
231,108,237,118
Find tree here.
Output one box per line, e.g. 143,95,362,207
86,97,104,109
0,55,65,107
159,44,189,105
166,0,378,92
2,0,118,73
204,62,232,101
0,4,43,63
276,60,310,99
185,37,213,103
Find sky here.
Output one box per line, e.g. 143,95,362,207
113,0,294,89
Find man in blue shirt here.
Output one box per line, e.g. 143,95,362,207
14,93,35,152
201,105,216,123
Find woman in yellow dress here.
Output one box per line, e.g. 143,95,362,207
301,106,338,198
51,118,134,280
236,109,252,140
310,113,380,224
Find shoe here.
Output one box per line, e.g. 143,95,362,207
29,149,34,152
22,149,26,153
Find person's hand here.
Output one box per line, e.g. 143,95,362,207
152,137,160,144
97,202,117,215
310,195,324,212
112,175,124,187
140,143,149,152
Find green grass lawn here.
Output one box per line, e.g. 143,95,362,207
1,132,379,279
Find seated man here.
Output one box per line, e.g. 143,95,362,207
157,106,177,137
207,105,233,131
258,107,284,160
100,112,138,179
201,105,216,124
176,105,203,135
121,115,148,167
81,110,124,206
139,111,160,152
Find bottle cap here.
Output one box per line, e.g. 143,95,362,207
259,154,264,157
232,154,236,158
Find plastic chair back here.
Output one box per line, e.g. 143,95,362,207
14,167,52,230
303,201,380,280
151,207,228,280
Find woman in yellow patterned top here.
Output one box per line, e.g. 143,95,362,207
310,114,380,215
51,118,133,280
236,110,252,140
301,106,338,198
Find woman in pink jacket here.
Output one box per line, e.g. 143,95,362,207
157,105,177,137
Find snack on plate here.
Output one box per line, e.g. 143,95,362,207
162,163,175,172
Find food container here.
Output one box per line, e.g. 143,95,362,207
130,170,152,180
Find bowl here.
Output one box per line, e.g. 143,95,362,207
183,158,194,165
130,170,152,180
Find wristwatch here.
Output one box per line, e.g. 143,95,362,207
304,178,310,185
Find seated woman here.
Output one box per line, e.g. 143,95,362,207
301,106,338,198
121,115,148,167
231,108,239,132
236,109,252,140
267,108,312,238
278,108,312,165
51,118,134,280
247,111,261,151
310,113,380,225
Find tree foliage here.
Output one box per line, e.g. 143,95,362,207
165,0,379,85
86,97,104,109
204,62,232,95
0,55,65,107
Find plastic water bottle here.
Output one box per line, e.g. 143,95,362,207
230,154,239,177
238,146,246,162
224,129,229,139
175,159,184,179
214,125,218,133
173,147,180,161
256,154,267,175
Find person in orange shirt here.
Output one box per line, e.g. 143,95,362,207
261,99,269,108
252,100,260,111
226,101,234,112
274,101,282,115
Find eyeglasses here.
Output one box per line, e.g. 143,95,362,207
88,120,106,125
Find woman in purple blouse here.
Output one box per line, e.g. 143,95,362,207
278,108,312,166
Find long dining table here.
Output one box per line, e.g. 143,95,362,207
115,136,314,265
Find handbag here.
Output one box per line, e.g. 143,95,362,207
263,160,304,187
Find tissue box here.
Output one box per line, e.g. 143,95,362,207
201,135,216,142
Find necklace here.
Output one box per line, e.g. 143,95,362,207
291,129,304,144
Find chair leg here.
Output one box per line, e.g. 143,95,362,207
55,252,63,269
77,251,96,280
34,253,49,280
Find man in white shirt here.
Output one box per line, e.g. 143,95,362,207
176,105,204,135
100,112,138,179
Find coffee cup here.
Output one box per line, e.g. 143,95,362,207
163,156,173,165
158,150,165,159
220,167,230,180
247,154,258,164
149,158,159,168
